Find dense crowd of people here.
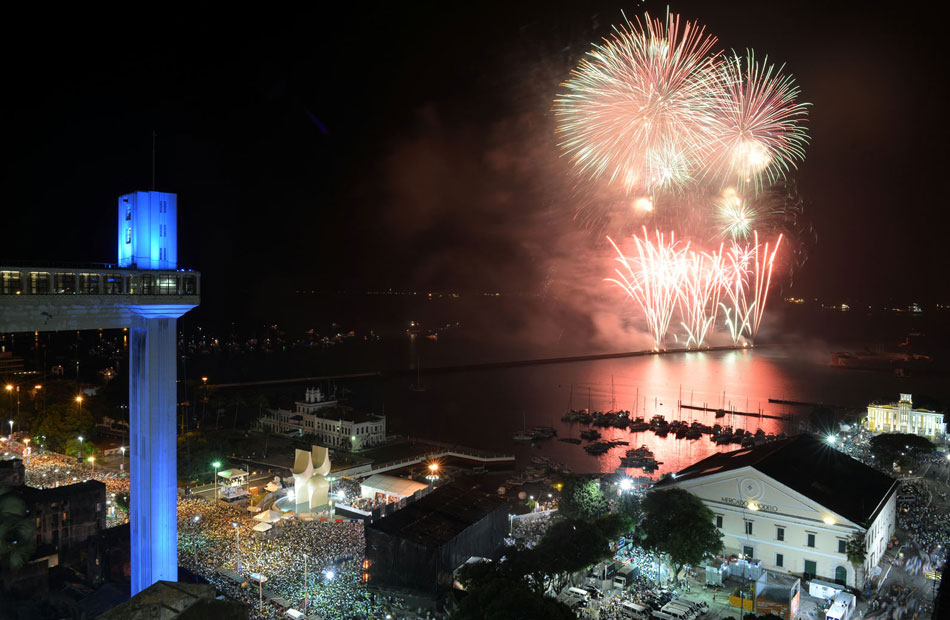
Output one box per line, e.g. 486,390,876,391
177,497,421,619
18,448,130,526
895,481,949,578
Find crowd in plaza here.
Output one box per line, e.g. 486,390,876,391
177,497,417,620
895,481,949,579
14,447,131,526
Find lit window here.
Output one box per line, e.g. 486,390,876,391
126,228,132,244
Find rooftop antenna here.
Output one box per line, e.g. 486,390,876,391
151,129,157,190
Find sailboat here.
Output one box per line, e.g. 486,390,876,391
513,411,535,442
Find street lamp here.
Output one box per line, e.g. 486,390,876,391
88,456,95,475
212,461,222,501
232,522,241,574
426,462,440,484
120,446,126,472
8,419,12,440
193,515,201,565
78,435,84,459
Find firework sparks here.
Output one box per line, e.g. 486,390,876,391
607,230,688,347
608,231,783,346
555,12,721,195
708,51,810,193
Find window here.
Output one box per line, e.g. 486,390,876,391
716,515,723,528
29,272,50,294
1,271,23,294
745,521,753,535
743,545,754,559
125,204,132,220
807,533,816,548
838,539,847,554
777,527,785,541
126,227,132,244
776,553,784,567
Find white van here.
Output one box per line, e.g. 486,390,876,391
673,596,709,616
568,586,591,600
655,604,694,620
662,601,699,619
619,601,651,620
284,610,305,620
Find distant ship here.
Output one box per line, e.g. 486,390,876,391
831,351,932,374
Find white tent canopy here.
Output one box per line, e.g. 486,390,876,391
253,510,284,524
217,469,248,480
360,474,428,500
252,522,273,533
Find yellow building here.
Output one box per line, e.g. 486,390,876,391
865,394,946,439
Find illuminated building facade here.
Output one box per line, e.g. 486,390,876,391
118,191,177,270
865,393,946,439
659,435,898,587
258,388,386,451
0,190,198,595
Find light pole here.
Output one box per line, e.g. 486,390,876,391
193,515,200,565
78,435,84,459
258,574,267,611
212,461,222,501
120,446,126,472
232,521,241,574
303,555,309,612
426,462,439,487
88,455,95,475
8,419,13,441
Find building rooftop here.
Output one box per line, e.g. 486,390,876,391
21,479,106,502
361,474,429,499
660,433,898,527
367,477,507,547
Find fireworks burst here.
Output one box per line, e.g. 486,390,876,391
708,51,810,194
555,12,721,195
714,187,758,240
562,11,810,344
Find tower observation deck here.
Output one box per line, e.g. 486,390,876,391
0,191,198,594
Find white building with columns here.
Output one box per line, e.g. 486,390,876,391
658,434,898,587
865,393,946,440
258,388,386,451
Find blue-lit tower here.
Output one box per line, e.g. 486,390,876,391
118,191,178,270
122,190,189,594
0,190,198,596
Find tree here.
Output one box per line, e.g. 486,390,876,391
640,488,723,581
558,476,608,521
452,572,575,620
33,402,93,453
868,433,933,470
0,485,36,572
617,491,643,530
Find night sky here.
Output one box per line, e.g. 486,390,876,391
2,1,947,314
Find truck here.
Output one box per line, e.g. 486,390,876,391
614,564,638,590
824,591,856,620
807,578,844,600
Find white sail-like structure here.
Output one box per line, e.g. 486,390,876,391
291,445,331,511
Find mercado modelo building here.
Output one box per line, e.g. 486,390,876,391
864,393,946,440
658,434,898,587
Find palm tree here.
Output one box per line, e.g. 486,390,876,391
0,485,36,572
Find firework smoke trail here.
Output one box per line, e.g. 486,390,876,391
709,51,810,195
555,12,721,196
606,230,687,347
717,232,783,343
749,232,783,339
719,242,755,344
677,247,724,347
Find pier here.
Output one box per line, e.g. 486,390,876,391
679,403,791,421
